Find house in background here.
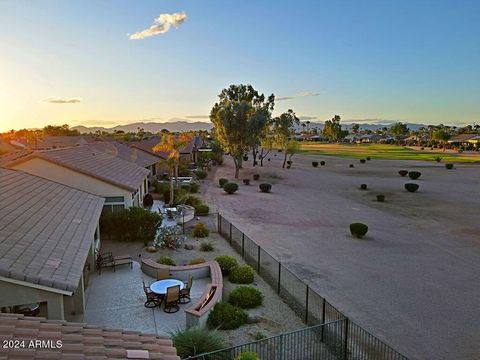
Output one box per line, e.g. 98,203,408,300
1,145,150,213
448,134,480,149
88,141,161,186
8,135,98,150
0,168,104,321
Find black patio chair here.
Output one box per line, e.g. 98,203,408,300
164,285,180,313
143,281,161,308
179,275,193,304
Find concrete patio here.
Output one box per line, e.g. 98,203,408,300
82,261,208,335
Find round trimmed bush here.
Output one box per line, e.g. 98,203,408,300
349,164,354,168
366,157,371,161
243,155,248,161
235,352,259,360
349,223,368,239
215,255,238,275
286,160,292,165
229,286,263,309
398,170,408,177
360,159,366,164
360,184,367,190
445,163,454,169
194,204,210,216
259,183,272,193
219,178,229,188
143,193,154,208
286,165,291,169
156,256,176,266
320,161,325,166
312,161,318,167
408,171,421,180
189,183,199,193
223,182,239,194
207,302,247,330
196,170,207,180
183,195,202,206
229,265,255,284
376,194,385,202
404,183,419,192
192,222,209,237
243,179,250,185
253,174,260,180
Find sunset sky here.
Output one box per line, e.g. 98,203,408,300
0,0,479,132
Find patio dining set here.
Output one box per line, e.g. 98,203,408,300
143,270,193,313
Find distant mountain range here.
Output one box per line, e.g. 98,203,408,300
71,120,429,134
72,121,213,134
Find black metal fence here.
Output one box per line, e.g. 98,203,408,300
211,213,408,360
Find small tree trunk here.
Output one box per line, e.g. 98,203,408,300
252,148,257,167
169,168,174,206
232,156,240,179
282,150,287,168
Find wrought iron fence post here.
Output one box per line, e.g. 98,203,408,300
277,262,281,294
241,233,245,258
343,318,349,360
229,223,232,244
279,333,284,360
218,213,221,233
305,285,309,324
257,245,261,274
182,211,185,234
320,298,326,342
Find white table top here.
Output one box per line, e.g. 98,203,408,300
150,279,184,295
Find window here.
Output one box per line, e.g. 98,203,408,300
105,196,124,203
102,196,125,213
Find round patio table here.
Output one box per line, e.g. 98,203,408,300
150,279,184,295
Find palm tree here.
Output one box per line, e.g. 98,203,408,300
152,134,192,206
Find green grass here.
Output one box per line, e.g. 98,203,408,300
298,143,480,163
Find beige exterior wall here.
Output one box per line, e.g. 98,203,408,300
10,158,136,207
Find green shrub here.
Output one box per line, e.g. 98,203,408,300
253,174,260,180
189,257,205,265
223,182,239,194
199,241,214,252
376,194,385,202
181,195,202,206
320,161,325,166
349,223,368,239
180,184,191,192
156,256,176,266
312,161,318,167
207,303,247,330
189,182,199,193
243,179,250,185
235,352,259,360
404,183,419,192
360,159,366,163
192,222,209,238
259,183,272,193
196,170,208,180
171,326,225,358
215,255,238,275
366,157,371,161
398,170,408,177
433,156,442,163
194,203,210,216
445,163,454,169
251,332,266,341
229,286,263,308
349,164,354,168
360,184,367,190
229,265,255,284
408,171,421,180
219,178,229,187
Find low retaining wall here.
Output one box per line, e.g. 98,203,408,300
141,259,223,328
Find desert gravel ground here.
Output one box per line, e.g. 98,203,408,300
203,153,480,360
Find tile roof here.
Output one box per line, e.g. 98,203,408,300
12,135,97,150
3,146,150,192
0,168,104,292
88,141,159,168
448,133,478,142
0,150,34,167
0,313,180,360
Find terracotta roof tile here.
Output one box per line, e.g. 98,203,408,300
0,314,180,360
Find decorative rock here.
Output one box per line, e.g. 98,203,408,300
145,246,157,253
184,244,195,250
246,315,262,324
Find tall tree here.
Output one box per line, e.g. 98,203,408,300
272,109,300,168
210,84,274,178
389,122,409,140
322,115,342,141
432,129,450,151
152,134,192,206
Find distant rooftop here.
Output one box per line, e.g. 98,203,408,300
88,141,159,168
0,313,180,359
1,146,150,192
0,168,104,292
